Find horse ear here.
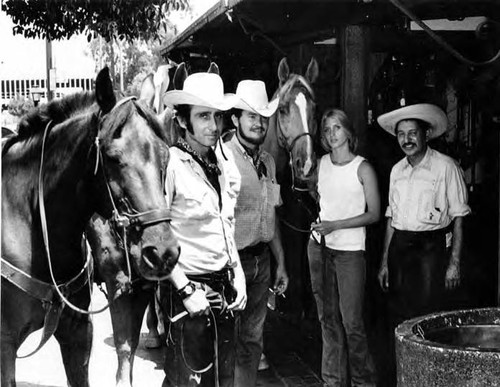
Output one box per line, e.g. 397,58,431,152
95,67,117,114
173,62,188,90
278,58,290,85
139,73,155,109
154,65,171,113
305,57,319,84
207,62,219,75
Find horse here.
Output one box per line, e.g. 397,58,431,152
1,67,180,387
85,61,220,387
261,57,320,322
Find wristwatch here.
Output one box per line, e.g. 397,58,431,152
177,281,196,300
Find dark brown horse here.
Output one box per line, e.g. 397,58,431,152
1,67,179,387
262,57,320,320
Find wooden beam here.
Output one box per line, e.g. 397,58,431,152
340,24,369,155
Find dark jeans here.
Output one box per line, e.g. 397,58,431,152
160,270,237,387
385,229,448,387
308,240,376,387
387,229,448,325
234,245,271,387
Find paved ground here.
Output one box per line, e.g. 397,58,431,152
15,285,323,387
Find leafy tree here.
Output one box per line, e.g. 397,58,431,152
2,0,189,42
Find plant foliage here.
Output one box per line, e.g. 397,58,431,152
2,0,189,42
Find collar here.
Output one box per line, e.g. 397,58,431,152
402,146,433,172
232,135,262,160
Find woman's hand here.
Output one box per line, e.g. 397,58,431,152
310,220,337,236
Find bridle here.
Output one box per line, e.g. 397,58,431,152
275,79,319,233
37,96,171,314
281,131,315,192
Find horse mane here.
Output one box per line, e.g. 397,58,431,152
2,92,97,157
277,74,316,104
16,92,97,140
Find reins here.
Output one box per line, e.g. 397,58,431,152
37,119,111,315
36,96,170,314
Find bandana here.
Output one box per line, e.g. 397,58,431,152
174,137,222,209
240,142,267,179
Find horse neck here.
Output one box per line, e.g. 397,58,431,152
2,114,96,277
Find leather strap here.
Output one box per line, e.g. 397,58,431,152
1,259,54,302
17,298,64,358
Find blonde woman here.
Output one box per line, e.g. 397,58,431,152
308,108,379,387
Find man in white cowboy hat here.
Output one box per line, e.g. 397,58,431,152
376,103,471,383
225,80,288,387
160,71,247,387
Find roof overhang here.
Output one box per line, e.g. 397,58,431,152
160,0,500,59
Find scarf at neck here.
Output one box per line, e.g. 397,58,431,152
174,137,222,209
239,141,267,179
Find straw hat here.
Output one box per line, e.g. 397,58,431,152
233,80,279,117
377,103,448,139
163,72,237,111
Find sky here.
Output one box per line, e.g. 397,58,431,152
0,11,96,80
0,0,218,81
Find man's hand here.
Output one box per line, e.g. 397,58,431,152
445,261,460,289
378,263,389,292
182,288,210,317
273,264,289,296
228,270,247,311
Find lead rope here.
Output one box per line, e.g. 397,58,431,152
180,309,219,387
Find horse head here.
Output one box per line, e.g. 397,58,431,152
93,68,179,281
267,57,319,188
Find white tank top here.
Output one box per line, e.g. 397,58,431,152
317,154,366,251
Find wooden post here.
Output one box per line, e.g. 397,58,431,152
340,25,369,155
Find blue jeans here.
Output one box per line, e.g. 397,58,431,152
308,240,376,387
234,246,271,387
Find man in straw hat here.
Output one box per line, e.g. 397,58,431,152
225,80,288,387
160,72,247,387
376,103,471,383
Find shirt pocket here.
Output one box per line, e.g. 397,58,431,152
417,179,442,225
180,189,211,220
265,181,281,208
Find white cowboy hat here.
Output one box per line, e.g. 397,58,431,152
233,80,279,118
377,103,448,139
163,72,237,111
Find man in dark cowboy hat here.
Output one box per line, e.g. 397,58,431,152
226,80,289,387
377,103,471,384
161,72,247,387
